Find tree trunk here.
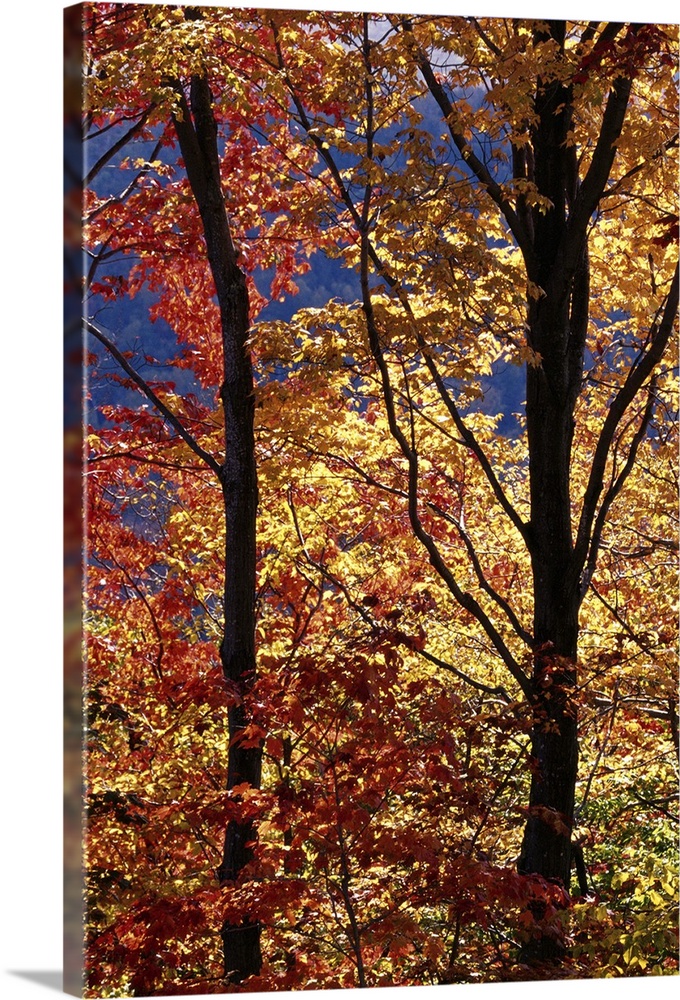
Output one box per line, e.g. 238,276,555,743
410,23,634,955
171,72,262,982
519,331,581,961
517,22,585,959
520,360,580,954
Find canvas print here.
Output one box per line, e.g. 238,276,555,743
65,2,679,995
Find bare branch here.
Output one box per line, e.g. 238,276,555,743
88,448,209,475
85,139,163,225
416,646,512,702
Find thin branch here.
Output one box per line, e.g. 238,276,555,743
91,531,165,682
270,21,365,237
599,133,679,202
359,36,529,697
414,345,532,547
627,789,679,823
607,524,679,554
298,442,532,650
86,320,223,476
576,681,619,820
287,486,373,626
467,744,526,854
85,139,164,225
87,448,208,475
359,194,530,698
84,105,154,186
287,488,512,700
579,380,657,596
571,263,679,592
590,581,656,658
415,647,512,701
455,513,533,646
275,21,530,553
399,17,534,267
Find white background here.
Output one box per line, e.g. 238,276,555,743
1,0,676,997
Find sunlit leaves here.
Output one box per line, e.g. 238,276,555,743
82,6,678,994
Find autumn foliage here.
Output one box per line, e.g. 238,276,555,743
78,5,678,996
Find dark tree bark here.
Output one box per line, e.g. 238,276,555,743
403,16,673,963
170,73,262,983
517,21,633,960
408,21,635,937
517,20,582,927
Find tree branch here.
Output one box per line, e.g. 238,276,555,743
91,530,165,682
414,345,533,548
578,381,657,597
87,447,208,475
273,25,533,696
599,133,679,202
557,69,633,288
359,199,531,697
85,139,163,226
84,105,154,186
455,514,534,646
416,646,512,702
571,263,678,591
86,320,223,476
280,42,531,550
287,488,513,702
399,17,535,267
